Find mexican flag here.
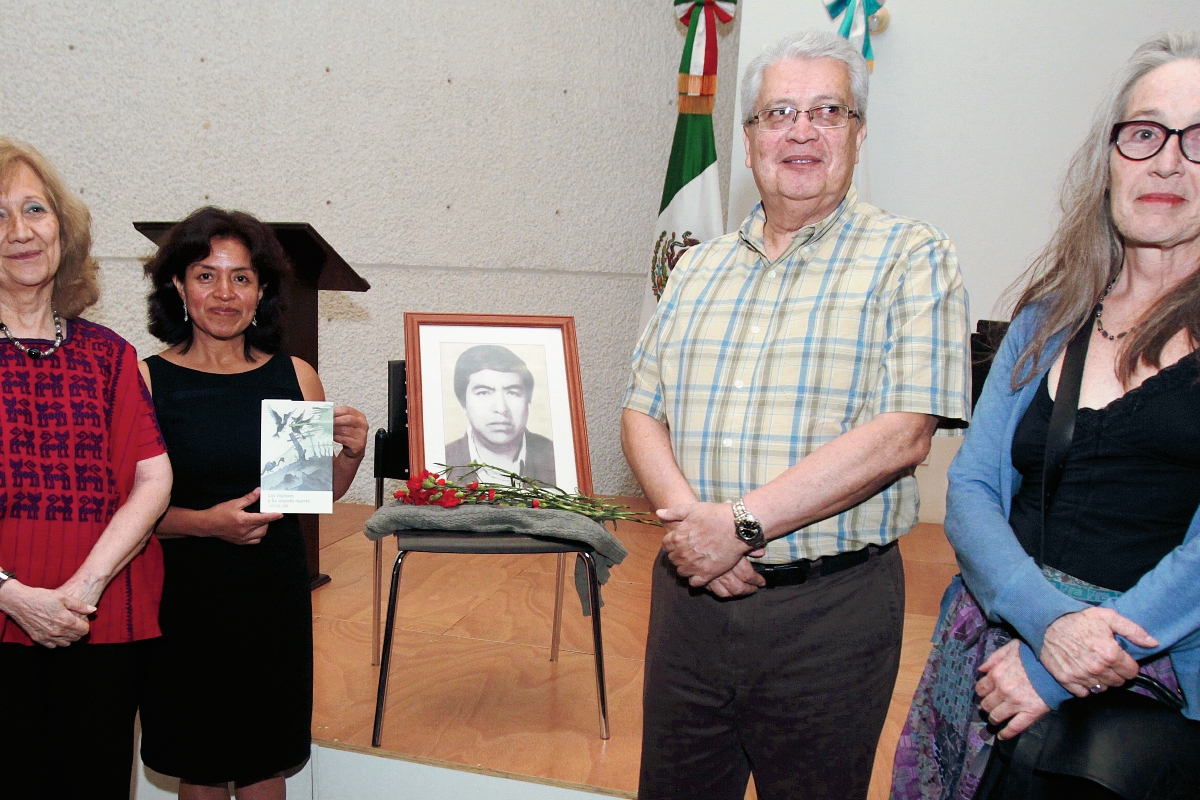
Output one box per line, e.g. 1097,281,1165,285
644,1,736,319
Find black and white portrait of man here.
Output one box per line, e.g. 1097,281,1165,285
443,344,556,485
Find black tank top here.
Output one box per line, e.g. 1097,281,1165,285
145,352,305,512
1009,354,1200,591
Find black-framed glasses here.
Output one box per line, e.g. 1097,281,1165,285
748,104,860,132
1111,120,1200,163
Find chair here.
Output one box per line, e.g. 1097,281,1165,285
971,319,1010,411
371,361,411,667
372,532,609,746
371,361,573,665
370,361,609,745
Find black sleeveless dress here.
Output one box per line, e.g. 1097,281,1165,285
139,353,312,784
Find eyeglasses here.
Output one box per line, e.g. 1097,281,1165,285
748,104,860,132
1110,120,1200,164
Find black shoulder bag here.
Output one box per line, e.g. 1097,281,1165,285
978,321,1200,800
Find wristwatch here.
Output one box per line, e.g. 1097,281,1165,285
0,568,15,592
732,498,766,549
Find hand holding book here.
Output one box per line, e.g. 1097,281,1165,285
199,487,283,545
333,405,368,461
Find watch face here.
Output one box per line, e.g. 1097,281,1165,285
737,520,762,542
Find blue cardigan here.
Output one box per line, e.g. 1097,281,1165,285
945,306,1200,716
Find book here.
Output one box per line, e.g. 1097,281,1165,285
260,400,335,514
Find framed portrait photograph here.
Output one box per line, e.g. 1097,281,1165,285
404,313,593,495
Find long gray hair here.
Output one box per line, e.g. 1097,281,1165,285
1008,31,1200,387
740,31,869,124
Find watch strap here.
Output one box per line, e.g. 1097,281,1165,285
732,498,766,548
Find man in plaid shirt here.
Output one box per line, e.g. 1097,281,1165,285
623,31,970,800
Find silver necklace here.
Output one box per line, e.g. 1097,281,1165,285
0,307,64,359
1094,276,1140,342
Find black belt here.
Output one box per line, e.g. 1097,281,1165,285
751,540,897,588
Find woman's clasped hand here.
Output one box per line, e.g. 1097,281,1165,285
1039,607,1158,696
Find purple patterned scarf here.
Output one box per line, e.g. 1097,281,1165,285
890,574,1179,800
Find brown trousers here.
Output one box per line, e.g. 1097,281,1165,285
639,545,905,800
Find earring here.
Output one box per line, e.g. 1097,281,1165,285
251,314,258,327
183,304,189,323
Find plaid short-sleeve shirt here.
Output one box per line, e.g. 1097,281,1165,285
624,188,970,563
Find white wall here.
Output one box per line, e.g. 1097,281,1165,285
730,0,1197,323
1,1,740,502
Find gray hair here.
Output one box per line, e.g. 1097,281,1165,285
740,31,869,124
1094,31,1200,163
1009,31,1200,388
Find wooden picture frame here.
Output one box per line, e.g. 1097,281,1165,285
403,313,593,496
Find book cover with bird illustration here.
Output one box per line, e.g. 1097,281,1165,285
260,400,335,513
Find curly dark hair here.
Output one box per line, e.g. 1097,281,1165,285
144,206,291,360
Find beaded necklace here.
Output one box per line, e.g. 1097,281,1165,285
0,306,64,359
1094,275,1141,342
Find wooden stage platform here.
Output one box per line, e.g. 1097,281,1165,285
312,502,959,799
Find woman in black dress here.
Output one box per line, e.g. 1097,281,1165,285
137,207,368,800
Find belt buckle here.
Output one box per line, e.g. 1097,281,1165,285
756,556,820,588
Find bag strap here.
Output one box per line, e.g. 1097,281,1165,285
1039,319,1093,566
1131,673,1187,711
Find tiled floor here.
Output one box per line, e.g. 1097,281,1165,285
313,504,956,799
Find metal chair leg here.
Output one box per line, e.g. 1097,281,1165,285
550,553,566,662
372,549,409,747
580,552,610,739
372,538,382,666
372,477,385,666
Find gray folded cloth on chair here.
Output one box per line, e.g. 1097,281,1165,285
363,503,628,615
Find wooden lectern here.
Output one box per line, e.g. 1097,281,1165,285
133,221,370,590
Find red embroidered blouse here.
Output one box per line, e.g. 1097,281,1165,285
0,319,167,645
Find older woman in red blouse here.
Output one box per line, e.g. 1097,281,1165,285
0,138,173,799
